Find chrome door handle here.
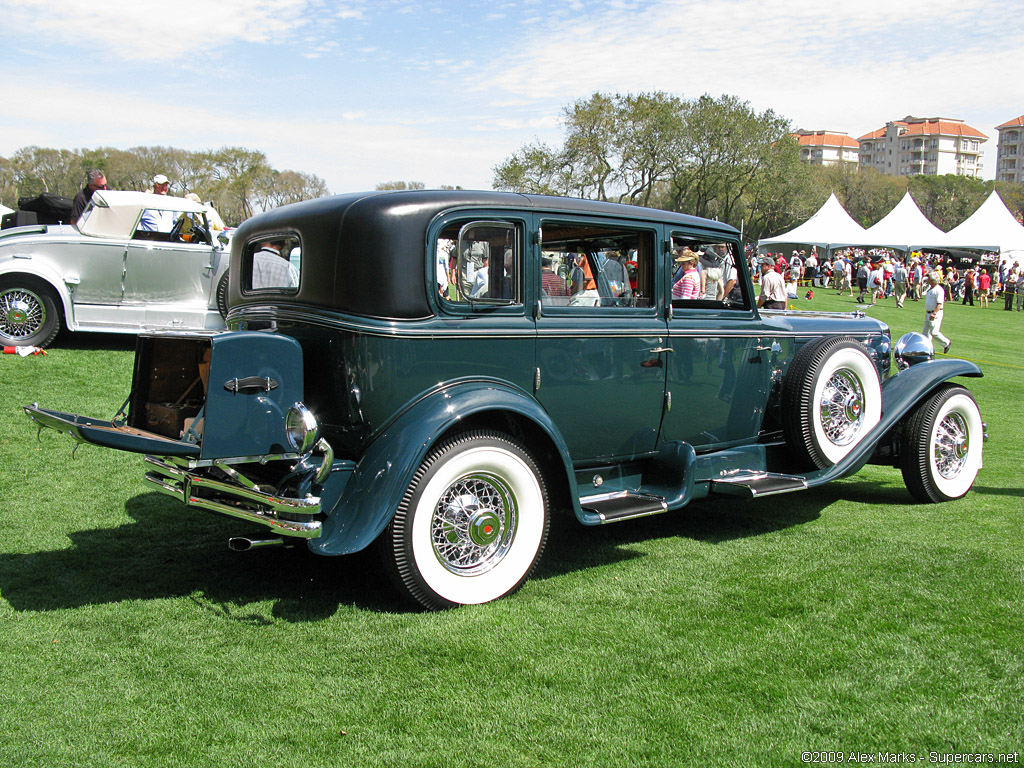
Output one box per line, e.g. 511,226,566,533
648,347,674,354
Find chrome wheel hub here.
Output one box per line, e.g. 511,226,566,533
819,369,866,446
934,412,969,479
431,474,516,576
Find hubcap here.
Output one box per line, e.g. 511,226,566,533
431,473,517,576
934,412,969,479
818,369,866,446
0,288,45,340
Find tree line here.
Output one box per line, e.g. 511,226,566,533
492,92,1024,242
0,145,330,227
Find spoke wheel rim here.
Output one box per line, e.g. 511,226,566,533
934,411,969,480
0,288,45,340
431,472,517,576
818,368,866,447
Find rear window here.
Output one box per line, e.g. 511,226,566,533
243,235,301,293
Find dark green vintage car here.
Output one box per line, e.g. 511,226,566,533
26,191,985,609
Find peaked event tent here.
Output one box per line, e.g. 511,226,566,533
944,191,1024,260
757,192,865,252
834,191,950,252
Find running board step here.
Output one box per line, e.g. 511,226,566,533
579,491,668,523
710,472,808,498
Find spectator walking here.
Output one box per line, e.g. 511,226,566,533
923,271,951,354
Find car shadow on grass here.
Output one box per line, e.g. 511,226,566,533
0,483,915,618
0,492,414,619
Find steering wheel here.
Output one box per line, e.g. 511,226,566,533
169,216,185,242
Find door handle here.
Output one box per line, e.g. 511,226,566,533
648,347,673,354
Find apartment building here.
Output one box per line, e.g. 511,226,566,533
995,115,1024,183
792,130,860,166
857,117,987,177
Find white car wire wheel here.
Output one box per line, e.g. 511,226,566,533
381,430,549,610
899,385,983,503
0,279,61,348
783,338,882,469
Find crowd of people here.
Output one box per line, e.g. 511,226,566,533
749,244,1023,355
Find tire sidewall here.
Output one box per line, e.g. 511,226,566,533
405,439,546,606
809,343,882,465
925,391,983,500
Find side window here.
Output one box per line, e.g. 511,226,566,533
243,235,301,292
669,237,748,310
134,208,177,239
437,220,521,305
539,221,653,308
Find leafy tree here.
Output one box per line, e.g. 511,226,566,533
375,181,426,191
908,174,989,231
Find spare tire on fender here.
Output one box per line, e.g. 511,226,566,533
782,337,882,469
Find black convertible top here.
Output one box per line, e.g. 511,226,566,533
231,189,738,320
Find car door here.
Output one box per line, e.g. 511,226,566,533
533,217,667,463
660,236,775,448
124,210,219,314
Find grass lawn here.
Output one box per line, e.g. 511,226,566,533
1,292,1021,767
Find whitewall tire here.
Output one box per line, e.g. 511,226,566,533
900,385,983,503
380,430,549,610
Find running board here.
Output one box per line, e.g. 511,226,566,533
710,472,808,498
579,491,668,524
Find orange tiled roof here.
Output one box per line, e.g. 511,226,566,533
997,115,1024,129
859,118,987,141
793,131,859,148
857,127,888,141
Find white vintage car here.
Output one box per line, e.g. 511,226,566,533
0,190,230,347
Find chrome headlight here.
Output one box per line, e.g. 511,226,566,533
285,403,319,453
893,332,934,371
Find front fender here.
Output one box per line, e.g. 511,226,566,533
309,380,574,556
806,358,982,487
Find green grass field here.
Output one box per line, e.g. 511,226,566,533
1,291,1021,767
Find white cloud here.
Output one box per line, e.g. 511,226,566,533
0,0,312,61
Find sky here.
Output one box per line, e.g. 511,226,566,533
0,0,1020,194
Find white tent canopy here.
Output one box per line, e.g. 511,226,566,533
757,192,866,252
834,191,950,252
944,191,1024,257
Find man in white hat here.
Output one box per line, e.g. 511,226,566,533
151,174,170,195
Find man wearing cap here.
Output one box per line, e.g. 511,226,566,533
150,174,170,195
138,174,175,232
757,257,787,310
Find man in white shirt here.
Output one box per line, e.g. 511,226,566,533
923,271,951,354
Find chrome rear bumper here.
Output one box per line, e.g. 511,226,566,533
144,454,325,539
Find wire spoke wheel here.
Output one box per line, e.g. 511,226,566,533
0,282,60,348
818,368,867,447
431,472,517,576
380,430,549,610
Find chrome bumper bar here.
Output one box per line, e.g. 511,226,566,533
144,455,325,539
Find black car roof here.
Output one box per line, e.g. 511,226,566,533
232,189,739,320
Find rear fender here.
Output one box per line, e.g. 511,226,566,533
309,381,574,556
